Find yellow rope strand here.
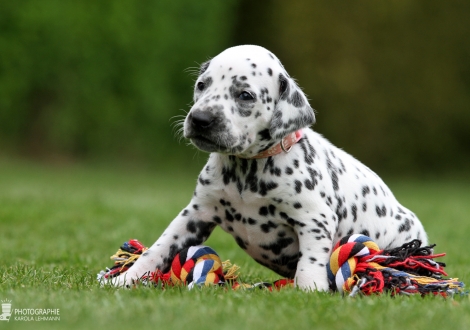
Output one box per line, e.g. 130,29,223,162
110,247,148,272
222,260,240,281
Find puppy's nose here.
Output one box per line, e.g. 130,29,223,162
190,111,215,130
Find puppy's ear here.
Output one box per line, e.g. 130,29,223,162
269,73,315,140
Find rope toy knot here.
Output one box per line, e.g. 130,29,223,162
327,234,380,293
326,234,465,296
166,245,225,288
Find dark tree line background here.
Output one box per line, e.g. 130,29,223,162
1,0,469,174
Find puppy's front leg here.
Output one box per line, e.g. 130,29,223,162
293,210,336,291
110,201,217,286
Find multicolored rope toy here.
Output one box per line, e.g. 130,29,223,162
327,234,465,297
98,241,227,287
155,245,226,288
97,239,148,279
97,239,291,290
98,236,465,296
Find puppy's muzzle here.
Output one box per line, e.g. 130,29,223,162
185,105,236,153
188,110,216,132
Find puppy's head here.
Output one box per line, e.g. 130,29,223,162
184,45,315,157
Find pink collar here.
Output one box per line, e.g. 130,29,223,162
246,130,303,159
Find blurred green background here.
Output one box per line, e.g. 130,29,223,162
1,0,469,174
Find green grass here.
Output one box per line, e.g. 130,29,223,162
0,158,469,330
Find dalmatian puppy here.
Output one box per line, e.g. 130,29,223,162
111,45,428,291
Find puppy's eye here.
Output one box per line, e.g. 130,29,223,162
196,81,205,91
239,91,254,101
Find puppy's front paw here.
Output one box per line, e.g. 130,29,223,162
98,270,144,287
294,271,330,292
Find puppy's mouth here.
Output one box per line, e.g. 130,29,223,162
189,134,225,153
187,132,241,154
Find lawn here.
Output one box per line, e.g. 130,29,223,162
0,158,469,330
